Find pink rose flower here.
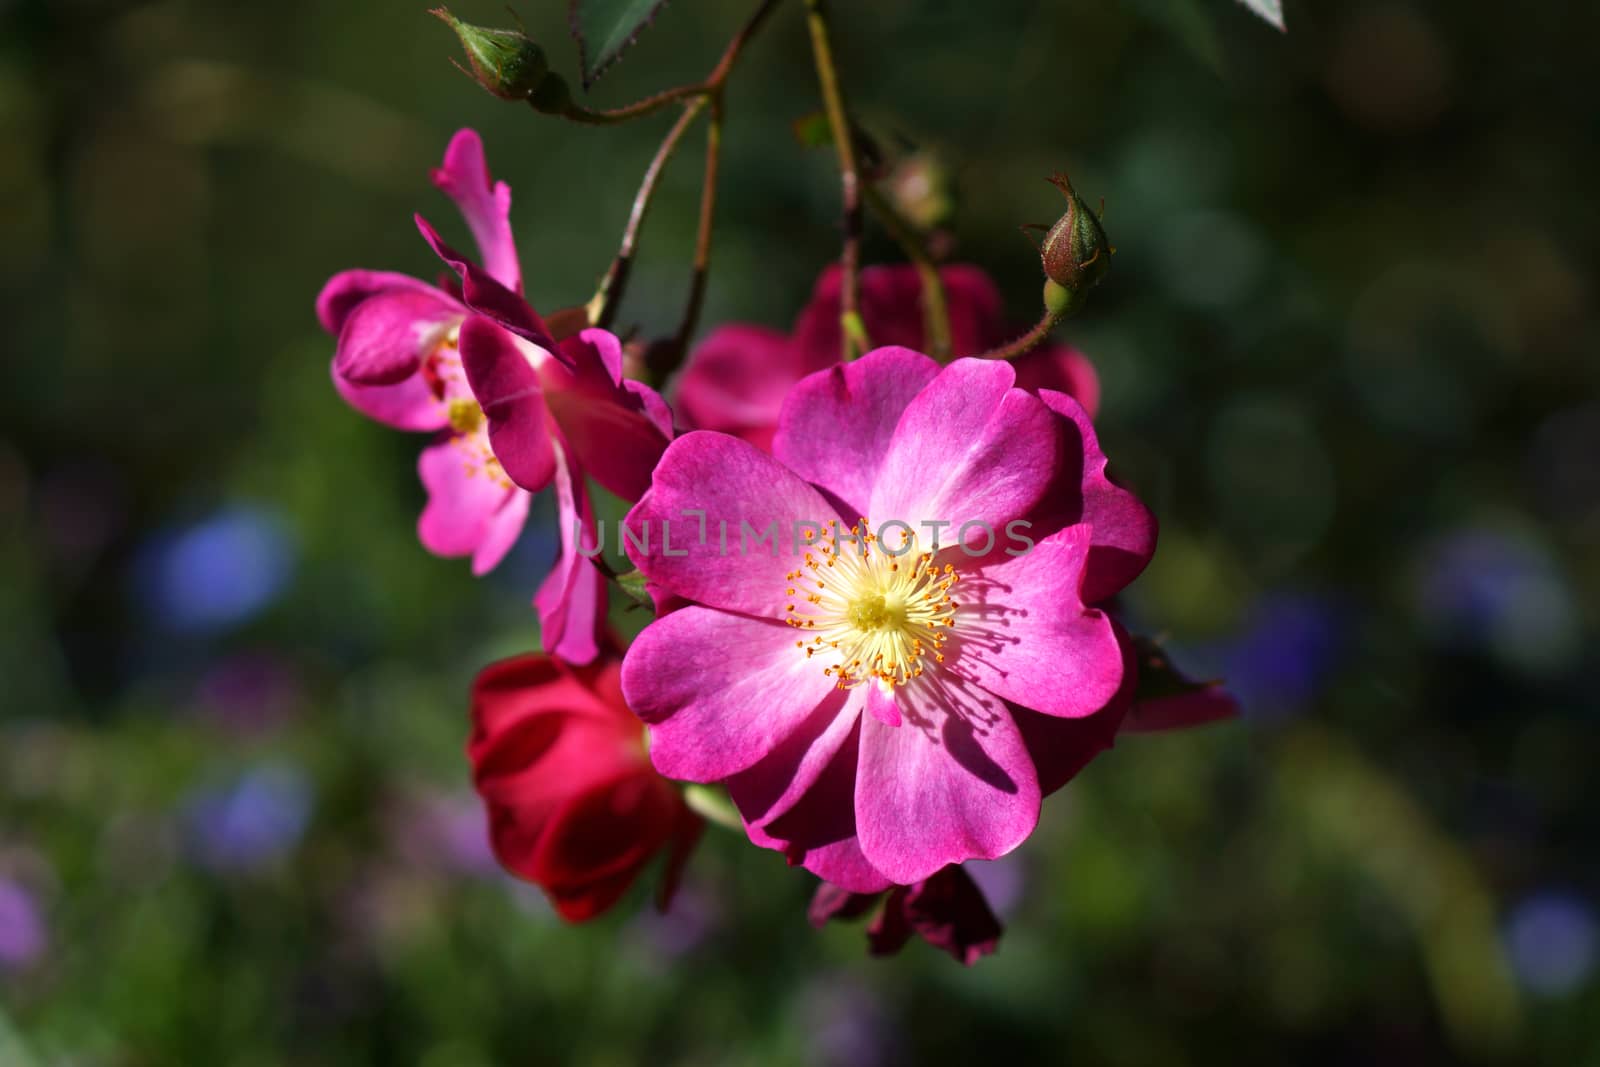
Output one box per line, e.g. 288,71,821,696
318,130,533,575
675,264,1101,451
619,347,1155,890
318,129,673,664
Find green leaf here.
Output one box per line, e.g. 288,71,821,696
569,0,673,89
1234,0,1285,31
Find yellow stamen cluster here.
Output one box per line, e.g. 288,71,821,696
446,396,486,435
428,331,512,491
784,519,959,690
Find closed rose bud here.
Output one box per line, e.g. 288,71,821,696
1037,171,1113,317
432,8,549,101
468,648,703,921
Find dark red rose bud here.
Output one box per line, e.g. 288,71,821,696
468,649,702,921
1035,171,1113,318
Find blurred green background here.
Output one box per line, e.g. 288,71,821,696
2,0,1596,1063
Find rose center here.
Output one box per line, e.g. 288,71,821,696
785,520,959,690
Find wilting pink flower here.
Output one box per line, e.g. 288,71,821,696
676,264,1100,451
810,864,1002,965
319,129,672,664
469,648,703,921
621,347,1154,889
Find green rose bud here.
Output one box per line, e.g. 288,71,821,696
1037,172,1113,310
432,7,549,101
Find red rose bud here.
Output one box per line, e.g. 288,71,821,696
432,8,549,101
1036,171,1113,318
810,865,1002,966
468,649,703,921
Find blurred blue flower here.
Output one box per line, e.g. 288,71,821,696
385,789,497,877
1219,592,1345,719
0,876,47,972
1505,891,1597,996
137,505,296,632
1415,527,1579,674
798,975,896,1067
629,884,718,962
183,763,314,873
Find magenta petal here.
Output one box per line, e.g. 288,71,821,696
791,834,892,894
1123,685,1239,732
316,269,443,334
898,865,1002,966
331,362,447,432
417,437,520,561
956,525,1127,718
727,686,862,835
676,325,800,449
457,316,557,494
415,214,559,355
470,485,530,576
543,329,672,502
333,287,462,385
624,432,841,619
431,129,520,293
773,346,941,520
869,359,1058,548
854,677,1041,885
1010,702,1122,797
1037,390,1157,603
734,712,894,894
808,882,881,926
866,685,902,727
622,607,842,782
1013,343,1101,419
535,444,603,665
1010,625,1134,796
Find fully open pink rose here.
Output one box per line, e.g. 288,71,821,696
620,348,1154,889
675,264,1101,451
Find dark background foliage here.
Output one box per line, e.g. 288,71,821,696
1,0,1596,1063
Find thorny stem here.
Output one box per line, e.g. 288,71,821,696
804,0,865,360
584,0,780,334
975,305,1066,362
646,100,724,385
589,98,707,329
862,183,951,359
560,0,782,125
